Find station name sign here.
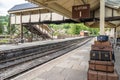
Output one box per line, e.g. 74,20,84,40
72,4,90,19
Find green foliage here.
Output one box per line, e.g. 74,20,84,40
63,23,70,29
23,27,32,38
0,15,100,37
11,25,17,34
49,23,99,36
0,22,3,34
0,15,10,35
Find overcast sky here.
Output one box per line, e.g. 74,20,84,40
0,0,28,15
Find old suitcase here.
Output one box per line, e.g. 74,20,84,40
106,61,114,72
107,71,119,80
88,70,97,80
90,50,99,60
91,45,113,51
98,71,107,80
101,51,112,61
97,35,109,42
90,50,113,61
89,60,96,70
89,60,114,72
94,41,111,46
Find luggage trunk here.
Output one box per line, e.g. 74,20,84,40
89,60,114,72
90,50,99,60
107,71,119,80
97,35,108,42
98,71,107,80
90,50,113,61
88,70,97,80
94,41,111,46
88,70,119,80
91,45,113,51
101,51,112,61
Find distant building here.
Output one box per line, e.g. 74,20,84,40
8,3,70,41
8,3,68,25
80,31,90,36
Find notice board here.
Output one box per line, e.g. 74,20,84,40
72,4,90,19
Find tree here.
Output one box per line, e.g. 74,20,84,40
0,15,10,35
62,23,70,29
0,22,4,34
49,23,99,36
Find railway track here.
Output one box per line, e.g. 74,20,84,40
0,37,92,80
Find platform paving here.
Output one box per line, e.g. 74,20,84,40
11,38,120,80
115,49,120,80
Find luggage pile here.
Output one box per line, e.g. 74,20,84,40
88,35,119,80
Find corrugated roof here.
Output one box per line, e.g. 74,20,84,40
8,3,39,12
106,0,120,9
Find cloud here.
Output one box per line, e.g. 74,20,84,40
0,2,3,6
0,0,28,15
109,0,119,1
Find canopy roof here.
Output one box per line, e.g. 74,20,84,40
8,3,49,14
26,0,100,18
9,0,120,16
8,3,39,12
106,0,120,9
8,0,120,28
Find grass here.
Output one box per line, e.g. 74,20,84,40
0,39,9,44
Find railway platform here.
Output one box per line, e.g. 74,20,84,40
0,37,119,80
11,38,94,80
10,38,120,80
0,36,91,80
0,37,84,51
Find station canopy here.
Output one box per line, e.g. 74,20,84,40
25,0,120,28
26,0,120,18
106,0,120,9
26,0,100,18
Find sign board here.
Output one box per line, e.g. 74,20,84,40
72,4,90,19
